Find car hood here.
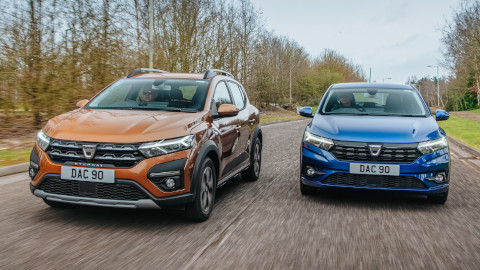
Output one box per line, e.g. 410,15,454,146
43,109,206,143
308,115,443,143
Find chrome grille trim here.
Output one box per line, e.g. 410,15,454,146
47,139,145,168
331,140,421,163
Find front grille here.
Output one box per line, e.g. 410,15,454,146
323,173,427,189
38,177,149,201
331,140,421,163
47,139,144,168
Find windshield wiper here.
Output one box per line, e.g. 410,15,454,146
87,107,134,110
153,107,198,113
392,114,425,117
179,108,199,112
322,113,367,116
364,113,423,117
86,107,198,112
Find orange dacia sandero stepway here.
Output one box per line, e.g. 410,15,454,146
29,68,262,221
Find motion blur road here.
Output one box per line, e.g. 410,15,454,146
1,119,479,269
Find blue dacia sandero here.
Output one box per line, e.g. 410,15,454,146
299,83,451,203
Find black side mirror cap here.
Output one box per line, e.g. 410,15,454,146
299,107,313,118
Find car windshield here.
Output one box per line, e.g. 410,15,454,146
86,78,210,112
320,88,427,116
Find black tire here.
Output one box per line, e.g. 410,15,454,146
241,137,262,181
428,190,448,204
185,157,217,222
43,198,70,208
300,180,315,196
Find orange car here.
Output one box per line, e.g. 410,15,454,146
29,68,262,221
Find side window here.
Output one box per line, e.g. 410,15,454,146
212,81,233,113
228,82,246,110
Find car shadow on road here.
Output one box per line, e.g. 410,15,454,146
30,175,250,228
303,188,446,211
32,204,193,228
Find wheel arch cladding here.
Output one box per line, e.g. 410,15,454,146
191,140,219,196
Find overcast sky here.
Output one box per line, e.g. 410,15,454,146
250,0,461,84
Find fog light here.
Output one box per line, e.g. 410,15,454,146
165,178,176,189
426,172,447,184
30,161,39,170
434,173,446,184
29,168,36,179
29,150,40,180
306,166,316,177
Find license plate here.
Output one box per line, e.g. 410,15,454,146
350,163,400,176
61,166,115,183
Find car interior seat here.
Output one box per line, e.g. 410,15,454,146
168,89,184,107
155,90,170,102
384,93,404,113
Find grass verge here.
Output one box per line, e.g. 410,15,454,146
260,114,302,123
469,109,480,114
0,148,32,166
438,115,480,150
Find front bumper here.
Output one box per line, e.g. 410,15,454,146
30,175,194,209
301,143,450,195
30,144,196,209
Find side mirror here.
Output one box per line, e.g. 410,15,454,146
435,110,450,121
216,104,239,118
76,99,89,108
299,107,313,118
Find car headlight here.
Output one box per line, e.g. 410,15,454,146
303,131,334,151
36,131,50,151
417,136,448,154
139,135,195,158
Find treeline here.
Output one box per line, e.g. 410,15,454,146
406,76,449,108
428,0,480,111
441,0,480,111
408,0,480,111
0,0,364,128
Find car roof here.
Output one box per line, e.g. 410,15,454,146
129,73,206,80
330,82,415,90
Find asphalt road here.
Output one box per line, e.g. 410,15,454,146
1,119,479,269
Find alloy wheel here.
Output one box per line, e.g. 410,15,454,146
200,166,214,214
253,141,261,177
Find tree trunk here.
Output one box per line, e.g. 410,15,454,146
477,76,480,108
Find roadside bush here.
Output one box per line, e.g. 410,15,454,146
303,98,320,107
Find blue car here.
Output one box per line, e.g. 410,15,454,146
299,83,450,203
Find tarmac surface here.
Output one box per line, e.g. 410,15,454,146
1,119,479,269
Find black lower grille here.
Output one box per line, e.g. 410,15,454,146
38,177,148,201
322,173,427,189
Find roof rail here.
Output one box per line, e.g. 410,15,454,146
203,69,234,79
127,68,168,78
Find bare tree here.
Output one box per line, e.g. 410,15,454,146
442,0,480,109
0,0,368,133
